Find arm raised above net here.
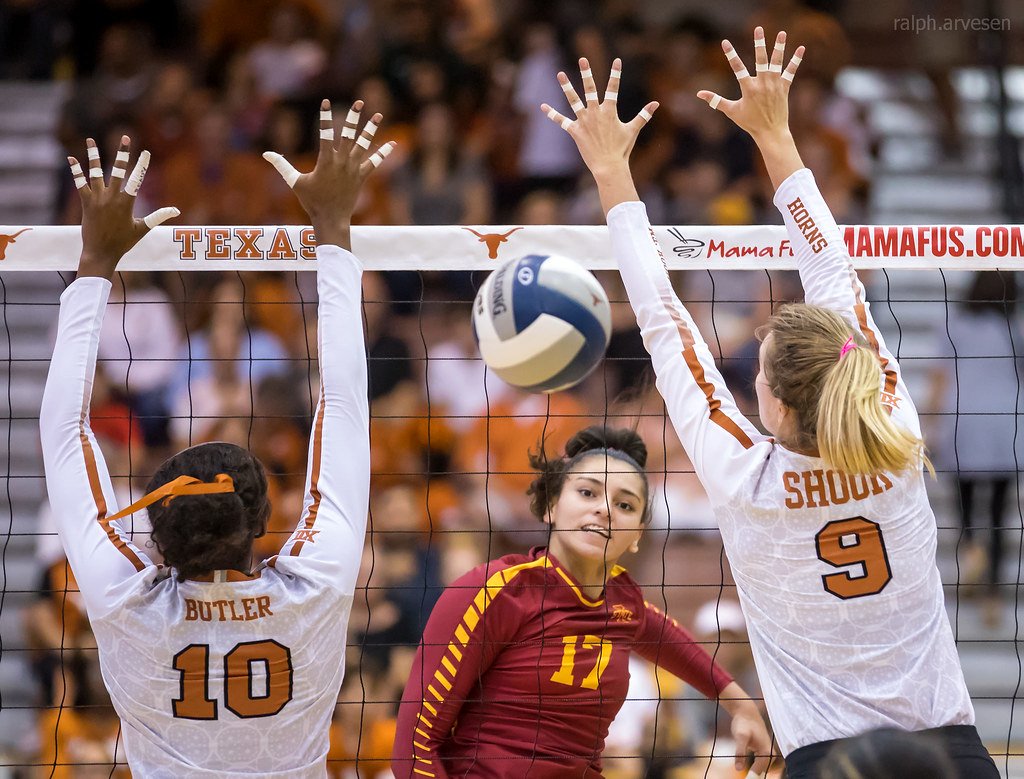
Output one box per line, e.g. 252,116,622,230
265,99,395,592
40,136,176,619
543,58,769,505
696,28,916,429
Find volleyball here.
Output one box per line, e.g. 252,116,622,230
472,254,612,393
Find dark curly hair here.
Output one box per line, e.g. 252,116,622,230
527,426,651,524
147,442,271,581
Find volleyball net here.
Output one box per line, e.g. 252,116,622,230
1,223,1023,776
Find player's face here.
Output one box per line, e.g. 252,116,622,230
547,454,645,564
756,334,787,437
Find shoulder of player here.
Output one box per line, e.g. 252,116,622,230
442,551,559,610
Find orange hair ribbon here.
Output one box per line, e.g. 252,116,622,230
105,474,235,523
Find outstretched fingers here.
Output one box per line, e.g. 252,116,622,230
558,72,584,115
753,26,769,74
263,151,301,188
782,45,805,83
723,40,751,82
697,89,736,114
579,58,599,106
769,30,786,73
604,58,622,103
85,138,103,189
319,98,335,154
111,135,131,183
353,111,382,160
124,150,151,196
68,156,87,191
541,102,574,132
361,140,397,175
628,101,659,130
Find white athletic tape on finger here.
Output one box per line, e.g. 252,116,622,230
320,109,333,121
87,146,100,160
734,65,751,79
143,207,180,229
320,128,335,140
115,151,129,164
90,167,103,178
342,108,360,139
725,46,741,60
356,135,371,149
111,166,126,179
782,70,796,82
124,150,150,196
262,151,300,188
756,62,769,72
604,90,618,101
610,67,621,79
774,41,786,51
709,94,722,110
357,120,379,148
585,92,598,102
769,63,783,73
70,163,87,189
368,142,395,168
581,68,592,78
546,106,573,130
639,108,653,122
782,54,802,82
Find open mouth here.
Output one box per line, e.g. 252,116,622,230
581,524,611,540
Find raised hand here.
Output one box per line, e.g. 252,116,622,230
264,99,396,249
70,136,179,279
540,58,659,214
696,27,804,142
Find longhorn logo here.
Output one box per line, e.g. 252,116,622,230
0,228,31,260
611,604,634,623
463,227,523,260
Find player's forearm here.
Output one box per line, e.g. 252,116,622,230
593,164,641,216
754,128,805,192
716,681,761,718
41,277,110,433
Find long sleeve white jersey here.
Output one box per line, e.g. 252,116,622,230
39,245,369,777
609,169,974,756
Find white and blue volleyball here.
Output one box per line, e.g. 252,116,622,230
472,254,612,393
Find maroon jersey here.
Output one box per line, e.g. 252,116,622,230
392,547,733,778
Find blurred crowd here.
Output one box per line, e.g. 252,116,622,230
7,0,1019,776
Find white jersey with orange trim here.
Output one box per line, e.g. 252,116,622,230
39,245,369,777
608,169,974,756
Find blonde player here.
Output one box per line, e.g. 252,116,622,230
40,101,394,777
540,30,998,779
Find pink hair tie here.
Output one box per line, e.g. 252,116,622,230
839,336,857,359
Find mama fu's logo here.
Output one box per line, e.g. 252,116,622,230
666,228,705,259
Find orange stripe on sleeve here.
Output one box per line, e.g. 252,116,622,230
79,417,145,571
291,379,327,556
658,292,755,450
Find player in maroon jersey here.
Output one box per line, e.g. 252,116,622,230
392,426,771,778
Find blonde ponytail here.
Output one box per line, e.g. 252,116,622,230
816,342,928,474
762,304,930,476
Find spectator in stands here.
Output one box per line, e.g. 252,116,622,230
247,3,327,100
391,103,492,225
97,272,181,447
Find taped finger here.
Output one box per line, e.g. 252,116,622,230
579,59,598,104
341,106,360,140
724,41,751,80
262,151,300,188
68,157,87,190
544,105,573,131
782,49,803,82
754,27,769,72
87,142,103,180
111,149,130,180
368,141,396,168
143,206,180,229
123,150,151,196
604,60,621,102
559,75,585,114
770,33,786,73
356,117,379,150
319,107,334,142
